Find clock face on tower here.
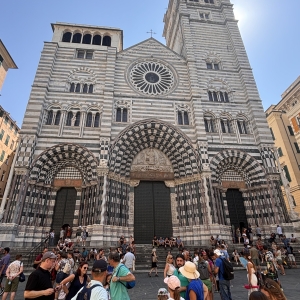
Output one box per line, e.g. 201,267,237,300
128,60,176,96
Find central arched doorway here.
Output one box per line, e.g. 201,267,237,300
51,187,77,243
134,181,173,243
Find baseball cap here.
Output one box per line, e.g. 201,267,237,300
92,259,108,273
157,288,168,296
164,275,181,290
42,251,57,260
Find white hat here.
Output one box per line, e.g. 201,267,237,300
214,249,222,256
164,275,181,290
178,261,200,279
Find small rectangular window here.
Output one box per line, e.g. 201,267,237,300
86,51,93,59
206,63,212,69
77,50,85,59
0,55,3,66
200,13,204,18
1,171,5,181
278,147,283,157
288,125,294,136
0,129,4,140
214,63,219,70
294,142,300,153
0,150,5,162
4,117,8,124
4,135,10,146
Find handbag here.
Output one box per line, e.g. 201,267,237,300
19,272,26,282
116,265,135,289
19,261,25,282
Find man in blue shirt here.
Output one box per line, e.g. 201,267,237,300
213,249,232,300
0,247,11,296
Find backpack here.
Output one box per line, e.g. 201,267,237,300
198,261,210,280
116,265,136,289
75,284,101,300
221,258,234,280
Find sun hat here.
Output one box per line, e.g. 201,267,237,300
157,288,168,295
178,261,200,279
164,275,181,290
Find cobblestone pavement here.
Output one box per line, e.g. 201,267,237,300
12,268,300,299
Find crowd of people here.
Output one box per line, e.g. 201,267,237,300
0,225,298,300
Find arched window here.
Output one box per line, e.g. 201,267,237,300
177,111,189,125
183,111,189,125
204,117,215,133
116,108,122,122
75,112,81,126
122,108,128,122
88,85,93,94
92,35,101,45
208,91,213,101
86,112,92,127
54,111,61,125
237,120,248,134
103,36,111,46
83,84,88,93
220,92,225,102
62,32,72,42
220,119,232,133
94,113,100,127
82,34,92,44
75,83,81,93
178,111,183,125
213,92,218,102
66,111,73,126
70,83,75,92
72,33,82,43
224,92,229,102
46,110,53,125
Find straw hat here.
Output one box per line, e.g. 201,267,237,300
178,261,200,279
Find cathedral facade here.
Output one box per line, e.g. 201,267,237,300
1,0,293,247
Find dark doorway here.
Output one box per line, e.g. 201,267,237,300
134,181,173,243
226,189,248,235
51,187,77,244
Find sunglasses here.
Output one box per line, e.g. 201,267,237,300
83,267,88,270
169,257,173,259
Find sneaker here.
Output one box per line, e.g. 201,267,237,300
0,288,4,296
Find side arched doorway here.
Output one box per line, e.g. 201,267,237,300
51,187,77,243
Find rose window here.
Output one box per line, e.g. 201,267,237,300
129,61,175,96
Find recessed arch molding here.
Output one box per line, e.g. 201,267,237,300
108,119,200,178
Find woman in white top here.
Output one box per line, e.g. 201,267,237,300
164,254,176,278
232,249,240,265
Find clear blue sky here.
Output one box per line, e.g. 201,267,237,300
1,0,299,127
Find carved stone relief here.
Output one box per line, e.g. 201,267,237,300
130,148,174,180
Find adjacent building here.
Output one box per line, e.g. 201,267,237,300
266,76,300,218
0,39,17,91
0,0,293,247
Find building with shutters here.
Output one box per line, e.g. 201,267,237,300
0,0,295,247
266,76,300,218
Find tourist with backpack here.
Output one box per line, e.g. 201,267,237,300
213,249,233,300
109,251,135,300
71,260,108,300
198,255,213,300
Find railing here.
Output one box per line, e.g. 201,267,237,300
26,236,49,267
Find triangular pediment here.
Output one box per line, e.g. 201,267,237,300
117,37,185,62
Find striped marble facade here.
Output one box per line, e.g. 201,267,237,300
0,0,294,247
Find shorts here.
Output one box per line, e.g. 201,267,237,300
4,277,19,292
276,259,283,265
56,271,68,283
202,279,212,292
288,254,295,262
252,258,260,266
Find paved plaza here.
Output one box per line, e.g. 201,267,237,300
11,268,300,300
